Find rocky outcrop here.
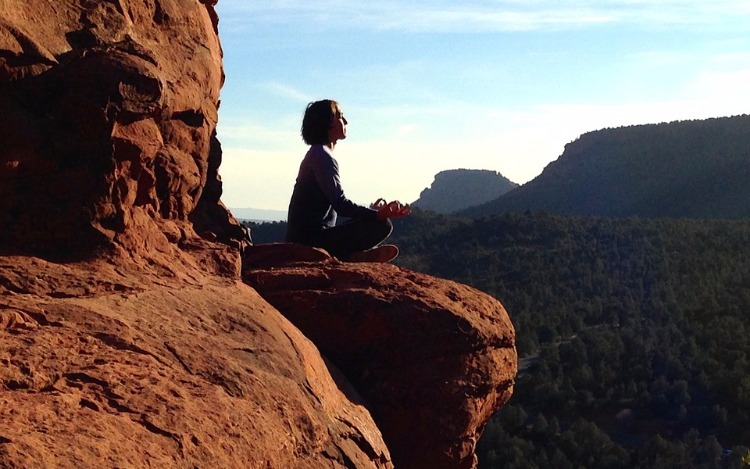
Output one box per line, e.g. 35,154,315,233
1,1,516,468
0,255,392,468
1,1,392,466
0,0,244,263
412,169,519,214
244,244,517,469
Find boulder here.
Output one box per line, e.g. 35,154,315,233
245,245,517,469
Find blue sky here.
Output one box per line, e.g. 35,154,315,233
214,1,750,213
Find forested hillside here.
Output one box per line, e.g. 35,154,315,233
460,115,750,219
389,210,750,468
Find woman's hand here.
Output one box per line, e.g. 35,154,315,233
375,199,411,220
370,198,387,210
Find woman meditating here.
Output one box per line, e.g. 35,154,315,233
285,99,410,262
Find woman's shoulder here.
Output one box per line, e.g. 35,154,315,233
305,144,335,164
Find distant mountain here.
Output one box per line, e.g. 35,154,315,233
229,207,287,222
412,169,519,214
460,115,750,219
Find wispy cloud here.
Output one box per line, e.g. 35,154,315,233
261,81,314,103
216,118,301,150
373,8,613,33
217,0,750,33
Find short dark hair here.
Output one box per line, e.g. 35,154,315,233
301,99,340,145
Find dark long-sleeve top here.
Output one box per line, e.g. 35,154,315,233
285,144,377,243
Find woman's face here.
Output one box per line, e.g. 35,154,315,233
328,107,348,143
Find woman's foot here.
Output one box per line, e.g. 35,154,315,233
347,244,399,263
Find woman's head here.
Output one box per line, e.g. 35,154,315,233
301,99,347,145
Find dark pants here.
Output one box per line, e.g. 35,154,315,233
307,218,393,260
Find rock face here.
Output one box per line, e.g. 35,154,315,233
245,245,517,469
0,1,517,468
0,255,392,468
0,0,243,261
412,169,519,214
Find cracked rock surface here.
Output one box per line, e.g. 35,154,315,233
0,0,243,259
0,254,392,468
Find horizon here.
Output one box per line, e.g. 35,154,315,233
214,1,750,212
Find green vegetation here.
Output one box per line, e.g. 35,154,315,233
245,207,750,467
390,209,750,468
243,220,286,244
460,115,750,219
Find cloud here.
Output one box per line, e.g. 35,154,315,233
370,7,612,33
396,124,419,137
218,147,299,209
684,68,750,102
216,2,612,33
216,0,750,33
261,81,314,103
216,118,302,151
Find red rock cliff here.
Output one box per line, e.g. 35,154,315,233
0,2,517,468
0,0,240,262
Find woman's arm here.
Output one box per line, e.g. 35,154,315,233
312,148,377,219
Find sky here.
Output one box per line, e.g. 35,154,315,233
214,1,750,214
